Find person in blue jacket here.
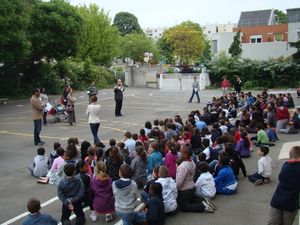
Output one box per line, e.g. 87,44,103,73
214,151,238,195
22,198,57,225
268,146,300,225
147,141,163,175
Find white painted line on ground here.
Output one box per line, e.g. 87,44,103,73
57,206,90,225
1,196,59,225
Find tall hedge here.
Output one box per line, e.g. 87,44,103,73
206,53,300,88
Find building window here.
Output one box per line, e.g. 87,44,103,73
250,35,262,43
212,40,218,53
297,32,300,40
274,33,283,41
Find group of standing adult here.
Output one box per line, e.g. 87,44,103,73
30,79,124,146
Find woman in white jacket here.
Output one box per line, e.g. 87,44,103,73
156,166,178,213
195,162,216,199
86,95,104,148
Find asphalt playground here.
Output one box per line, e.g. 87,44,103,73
0,88,299,225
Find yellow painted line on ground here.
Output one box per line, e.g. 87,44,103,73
76,122,127,133
0,130,109,143
0,130,69,141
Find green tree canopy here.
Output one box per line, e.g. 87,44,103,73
0,0,31,70
29,0,82,62
275,9,288,24
229,31,242,58
77,4,120,65
119,33,160,63
163,23,206,64
113,12,142,36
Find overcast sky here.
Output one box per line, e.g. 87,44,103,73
69,0,300,28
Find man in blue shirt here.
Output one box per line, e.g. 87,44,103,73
22,198,57,225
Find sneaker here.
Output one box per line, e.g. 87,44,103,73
204,198,216,210
202,200,214,213
90,211,97,222
106,214,113,222
264,178,271,184
254,179,263,186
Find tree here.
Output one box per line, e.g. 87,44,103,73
113,12,142,36
0,0,32,89
119,33,160,63
289,40,300,63
29,0,82,62
157,37,173,64
163,23,206,64
275,9,288,24
77,4,120,65
229,31,242,58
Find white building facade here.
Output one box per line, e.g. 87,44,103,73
143,27,167,40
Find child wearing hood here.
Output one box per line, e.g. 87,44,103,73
90,161,115,222
156,166,178,214
58,163,85,225
195,162,216,199
112,164,139,225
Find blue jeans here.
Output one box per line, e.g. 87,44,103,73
189,90,200,103
248,172,265,183
90,123,100,144
116,211,133,225
215,182,236,195
133,211,147,224
34,119,42,145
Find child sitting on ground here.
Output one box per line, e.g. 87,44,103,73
133,182,165,225
131,146,148,189
248,146,273,186
112,164,139,225
37,147,65,184
214,151,238,195
49,142,61,167
267,122,279,143
141,166,160,203
195,162,216,199
139,129,148,145
58,163,85,225
90,161,115,222
84,146,97,177
164,141,179,179
147,141,163,177
268,146,300,225
176,144,215,213
28,147,50,178
22,198,57,225
156,166,178,214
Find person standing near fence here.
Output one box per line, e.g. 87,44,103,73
114,79,124,117
30,88,45,146
234,76,242,95
188,76,200,103
221,76,230,96
87,81,98,104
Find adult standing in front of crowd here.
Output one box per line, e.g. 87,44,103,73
188,76,200,103
67,88,76,125
221,76,230,96
87,81,98,103
86,95,105,148
40,88,49,125
30,88,44,146
62,85,70,108
234,76,242,95
114,79,124,117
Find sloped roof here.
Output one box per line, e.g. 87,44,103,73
238,9,273,27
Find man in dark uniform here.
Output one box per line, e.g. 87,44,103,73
114,79,125,117
87,81,98,103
